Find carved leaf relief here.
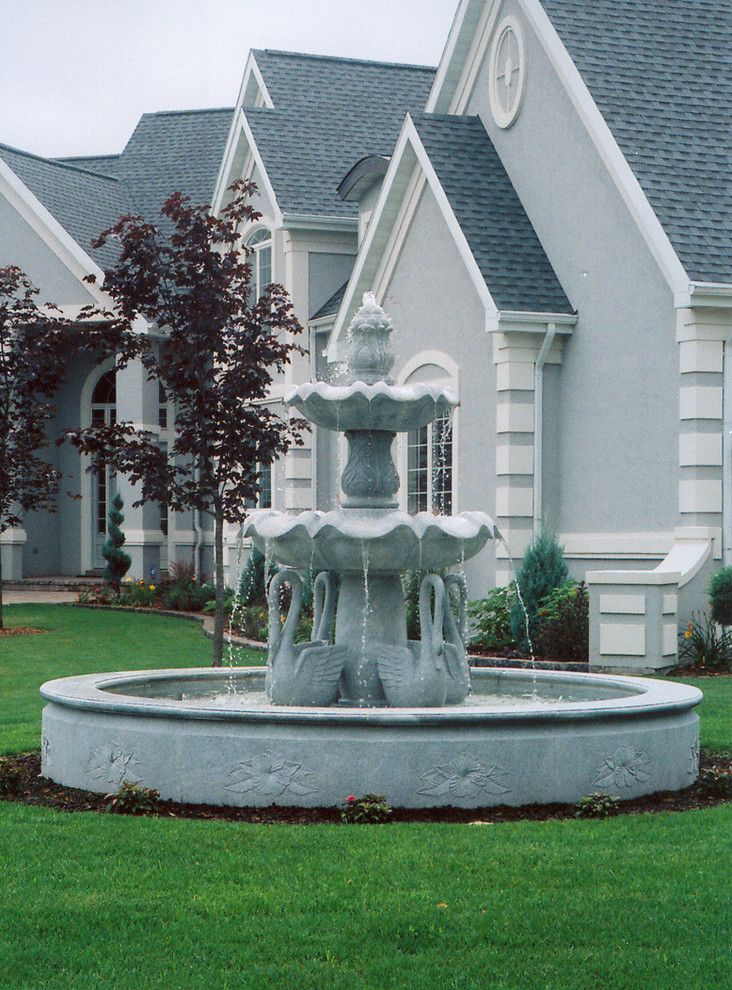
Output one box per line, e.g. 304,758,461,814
593,747,652,789
418,753,512,799
87,743,143,787
226,751,316,797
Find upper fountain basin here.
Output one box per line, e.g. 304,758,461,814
285,381,458,433
244,508,497,572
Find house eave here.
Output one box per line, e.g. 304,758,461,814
674,282,732,310
487,310,578,333
281,213,358,233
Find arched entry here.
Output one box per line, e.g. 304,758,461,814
90,369,116,570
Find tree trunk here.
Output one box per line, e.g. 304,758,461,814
211,505,226,667
0,535,4,631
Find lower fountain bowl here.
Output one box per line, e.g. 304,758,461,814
40,668,702,809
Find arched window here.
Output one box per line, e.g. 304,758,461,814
246,227,272,302
398,352,458,516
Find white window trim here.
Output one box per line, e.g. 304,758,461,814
245,225,274,302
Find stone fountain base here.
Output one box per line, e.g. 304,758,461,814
40,668,701,809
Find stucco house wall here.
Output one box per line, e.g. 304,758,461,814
465,0,681,551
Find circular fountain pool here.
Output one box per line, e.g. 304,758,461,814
40,667,701,809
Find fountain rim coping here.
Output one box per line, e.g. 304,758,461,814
40,667,702,727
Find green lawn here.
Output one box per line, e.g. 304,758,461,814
0,605,730,990
0,604,263,755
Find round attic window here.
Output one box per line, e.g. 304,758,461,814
489,16,526,129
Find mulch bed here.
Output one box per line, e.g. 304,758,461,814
2,751,730,825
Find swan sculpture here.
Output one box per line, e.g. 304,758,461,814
311,571,337,643
266,569,346,706
442,573,471,704
376,573,448,707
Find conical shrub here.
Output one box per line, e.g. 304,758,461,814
102,493,132,594
510,532,568,651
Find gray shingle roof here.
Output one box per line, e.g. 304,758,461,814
252,49,435,115
247,51,435,217
58,154,122,177
0,144,134,268
112,108,234,223
412,114,573,314
541,0,732,283
1,108,234,271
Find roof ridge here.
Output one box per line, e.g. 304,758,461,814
0,141,124,183
253,48,436,73
138,107,235,120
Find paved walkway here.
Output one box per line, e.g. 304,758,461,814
3,589,78,604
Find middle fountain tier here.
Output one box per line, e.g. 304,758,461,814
244,292,497,707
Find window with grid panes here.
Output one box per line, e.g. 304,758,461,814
407,412,453,514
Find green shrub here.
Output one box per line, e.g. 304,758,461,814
229,603,269,641
163,580,216,612
468,586,516,652
105,781,160,816
574,792,620,819
708,567,732,626
238,549,279,607
341,793,392,824
101,493,132,594
510,533,568,651
535,581,589,663
679,611,732,668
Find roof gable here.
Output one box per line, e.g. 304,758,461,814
214,51,436,221
0,144,133,269
329,112,573,357
413,114,572,313
540,0,732,284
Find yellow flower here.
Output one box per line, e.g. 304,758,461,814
685,622,693,639
149,585,156,591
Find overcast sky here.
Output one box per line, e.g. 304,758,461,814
1,0,458,159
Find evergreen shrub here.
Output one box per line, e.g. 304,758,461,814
708,567,732,626
101,493,131,594
510,532,568,651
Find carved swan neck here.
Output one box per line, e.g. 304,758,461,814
419,574,445,657
268,570,303,653
444,574,468,646
311,572,336,643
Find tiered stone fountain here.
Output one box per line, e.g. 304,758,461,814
40,296,702,809
245,292,494,709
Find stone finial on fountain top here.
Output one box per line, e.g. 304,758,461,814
346,292,395,385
